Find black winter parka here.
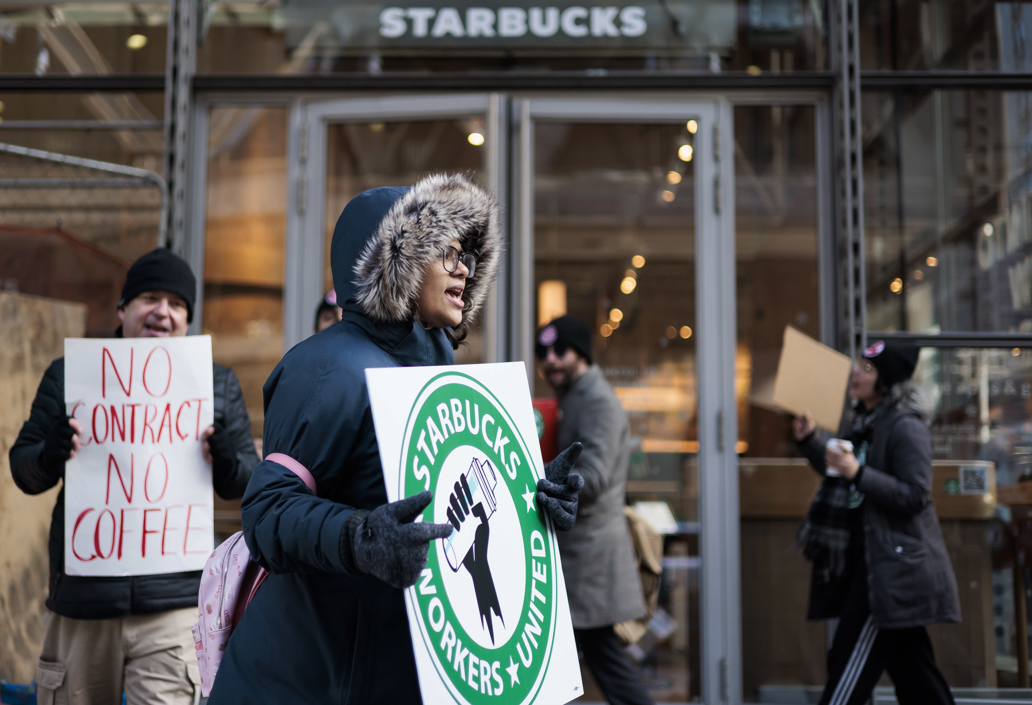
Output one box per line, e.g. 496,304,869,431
797,399,961,629
9,358,258,619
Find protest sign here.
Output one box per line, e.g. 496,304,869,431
63,336,215,577
367,362,582,705
770,326,852,432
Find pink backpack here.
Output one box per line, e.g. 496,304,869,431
191,453,316,697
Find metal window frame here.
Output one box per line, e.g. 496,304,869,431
514,94,739,703
291,93,498,353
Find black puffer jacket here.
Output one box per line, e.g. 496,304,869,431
9,358,258,619
797,388,961,629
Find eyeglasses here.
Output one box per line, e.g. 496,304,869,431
442,246,476,278
534,342,568,361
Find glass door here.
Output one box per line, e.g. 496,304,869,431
291,94,504,359
516,97,738,704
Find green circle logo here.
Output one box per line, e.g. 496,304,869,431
400,371,559,705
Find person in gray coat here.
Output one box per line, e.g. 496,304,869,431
536,315,653,705
793,339,960,705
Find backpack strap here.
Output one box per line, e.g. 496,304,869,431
241,453,317,613
265,452,317,494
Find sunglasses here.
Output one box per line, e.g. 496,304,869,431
442,246,476,278
534,342,568,360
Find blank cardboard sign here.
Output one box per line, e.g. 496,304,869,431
771,326,852,432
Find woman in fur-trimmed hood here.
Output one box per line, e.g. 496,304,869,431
792,340,960,705
209,174,582,705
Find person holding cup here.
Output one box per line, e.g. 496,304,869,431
791,340,959,705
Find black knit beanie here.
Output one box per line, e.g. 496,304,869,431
118,248,197,323
862,339,920,389
536,315,593,365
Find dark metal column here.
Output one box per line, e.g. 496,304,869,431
831,0,866,358
163,0,197,253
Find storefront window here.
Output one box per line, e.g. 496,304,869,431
532,119,701,701
860,1,1032,73
733,103,825,701
196,0,826,74
0,3,167,75
864,90,1032,335
320,118,485,362
918,347,1032,690
0,91,165,336
202,106,288,440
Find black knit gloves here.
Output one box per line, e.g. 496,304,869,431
203,422,237,476
537,442,584,531
343,491,455,589
41,416,77,479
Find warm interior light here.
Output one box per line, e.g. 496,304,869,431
609,319,620,330
890,278,903,294
537,280,567,327
746,65,762,76
680,326,692,339
661,190,675,202
926,256,938,267
620,277,637,294
467,132,485,146
609,308,624,322
686,119,698,134
370,122,385,132
631,255,646,268
1013,348,1022,357
624,269,637,279
600,323,613,337
126,34,148,50
678,144,694,162
913,270,924,281
0,101,6,113
666,171,681,185
665,326,677,339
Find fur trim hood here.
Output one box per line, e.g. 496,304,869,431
335,173,501,327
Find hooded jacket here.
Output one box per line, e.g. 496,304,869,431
797,384,961,629
9,359,257,618
209,174,501,705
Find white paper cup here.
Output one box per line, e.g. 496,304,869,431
825,439,853,477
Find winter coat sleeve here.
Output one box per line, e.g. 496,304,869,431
212,366,259,500
241,358,365,576
570,395,625,506
855,415,932,516
9,360,65,495
796,431,827,476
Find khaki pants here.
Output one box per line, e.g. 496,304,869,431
36,607,200,705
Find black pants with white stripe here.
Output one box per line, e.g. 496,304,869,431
818,565,955,705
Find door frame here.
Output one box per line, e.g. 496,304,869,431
286,93,505,354
512,95,740,704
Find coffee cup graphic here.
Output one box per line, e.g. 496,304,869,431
442,457,499,572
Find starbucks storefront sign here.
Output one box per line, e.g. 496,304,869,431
367,363,581,705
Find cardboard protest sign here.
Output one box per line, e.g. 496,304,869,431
64,337,215,577
367,362,582,705
771,326,852,432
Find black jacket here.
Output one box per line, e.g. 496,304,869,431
9,358,258,619
797,394,961,629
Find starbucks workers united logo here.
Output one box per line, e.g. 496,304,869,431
401,371,560,705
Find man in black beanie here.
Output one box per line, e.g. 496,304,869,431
535,315,653,705
791,339,960,705
10,247,260,705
